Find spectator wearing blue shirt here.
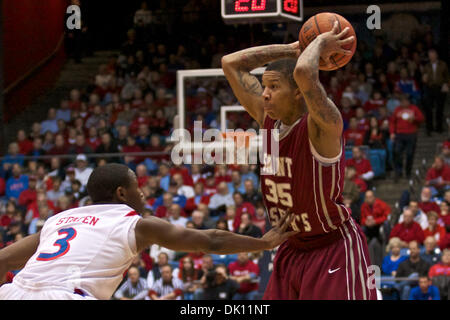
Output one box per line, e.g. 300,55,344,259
240,165,258,189
421,236,442,265
158,163,171,192
409,276,440,300
28,204,53,235
152,192,187,213
382,237,408,276
55,100,72,123
40,108,59,134
27,137,46,162
1,143,25,174
135,123,150,149
395,68,421,104
227,171,245,195
5,164,28,201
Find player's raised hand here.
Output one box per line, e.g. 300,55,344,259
317,20,355,65
288,41,302,59
261,209,298,250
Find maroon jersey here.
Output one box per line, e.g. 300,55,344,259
261,114,350,245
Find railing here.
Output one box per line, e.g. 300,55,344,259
0,151,172,162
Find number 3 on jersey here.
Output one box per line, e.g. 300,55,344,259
37,227,77,261
265,178,311,232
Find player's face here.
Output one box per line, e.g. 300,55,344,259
262,71,299,121
124,170,146,214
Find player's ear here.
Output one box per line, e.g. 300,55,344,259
294,88,302,100
115,186,127,202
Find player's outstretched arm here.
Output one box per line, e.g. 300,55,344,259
0,232,41,284
294,21,354,158
135,212,297,254
222,43,300,127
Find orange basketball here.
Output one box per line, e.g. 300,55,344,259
298,12,357,71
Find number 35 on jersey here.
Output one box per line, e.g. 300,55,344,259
264,178,311,232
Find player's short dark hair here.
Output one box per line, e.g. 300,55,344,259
87,163,133,203
265,58,297,89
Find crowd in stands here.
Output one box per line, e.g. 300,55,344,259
0,2,449,300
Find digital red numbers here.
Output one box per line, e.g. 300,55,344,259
251,0,267,10
235,0,267,12
235,0,249,12
283,0,298,13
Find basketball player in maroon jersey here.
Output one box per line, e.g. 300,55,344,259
222,22,377,299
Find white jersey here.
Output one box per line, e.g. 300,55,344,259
10,204,141,300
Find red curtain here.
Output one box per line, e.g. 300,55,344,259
2,0,68,121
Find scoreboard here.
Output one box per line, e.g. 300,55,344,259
221,0,303,24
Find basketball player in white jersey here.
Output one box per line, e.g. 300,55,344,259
0,163,296,300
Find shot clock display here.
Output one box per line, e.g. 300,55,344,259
221,0,303,23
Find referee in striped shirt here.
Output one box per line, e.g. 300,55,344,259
113,266,148,300
149,264,184,300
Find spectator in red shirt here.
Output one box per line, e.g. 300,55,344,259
145,134,171,164
68,133,94,155
154,192,173,219
399,200,429,230
390,207,425,246
190,164,206,186
428,249,450,279
346,146,374,183
149,109,170,136
86,127,101,151
123,136,144,168
0,201,20,228
339,97,355,125
184,182,211,214
16,129,33,155
252,204,267,234
361,190,391,241
355,107,370,132
129,108,151,136
363,91,386,117
232,192,256,232
439,201,450,227
215,165,232,185
178,256,200,300
419,186,441,215
423,211,447,247
344,117,365,146
24,189,56,223
18,175,38,209
204,175,217,195
169,164,194,187
228,252,260,300
136,164,149,188
389,95,424,180
68,88,82,111
425,156,450,197
47,133,68,158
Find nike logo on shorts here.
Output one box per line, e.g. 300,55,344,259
328,268,341,274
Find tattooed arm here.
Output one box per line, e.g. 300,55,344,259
294,21,354,158
222,43,300,126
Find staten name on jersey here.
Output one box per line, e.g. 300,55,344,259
55,216,100,227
